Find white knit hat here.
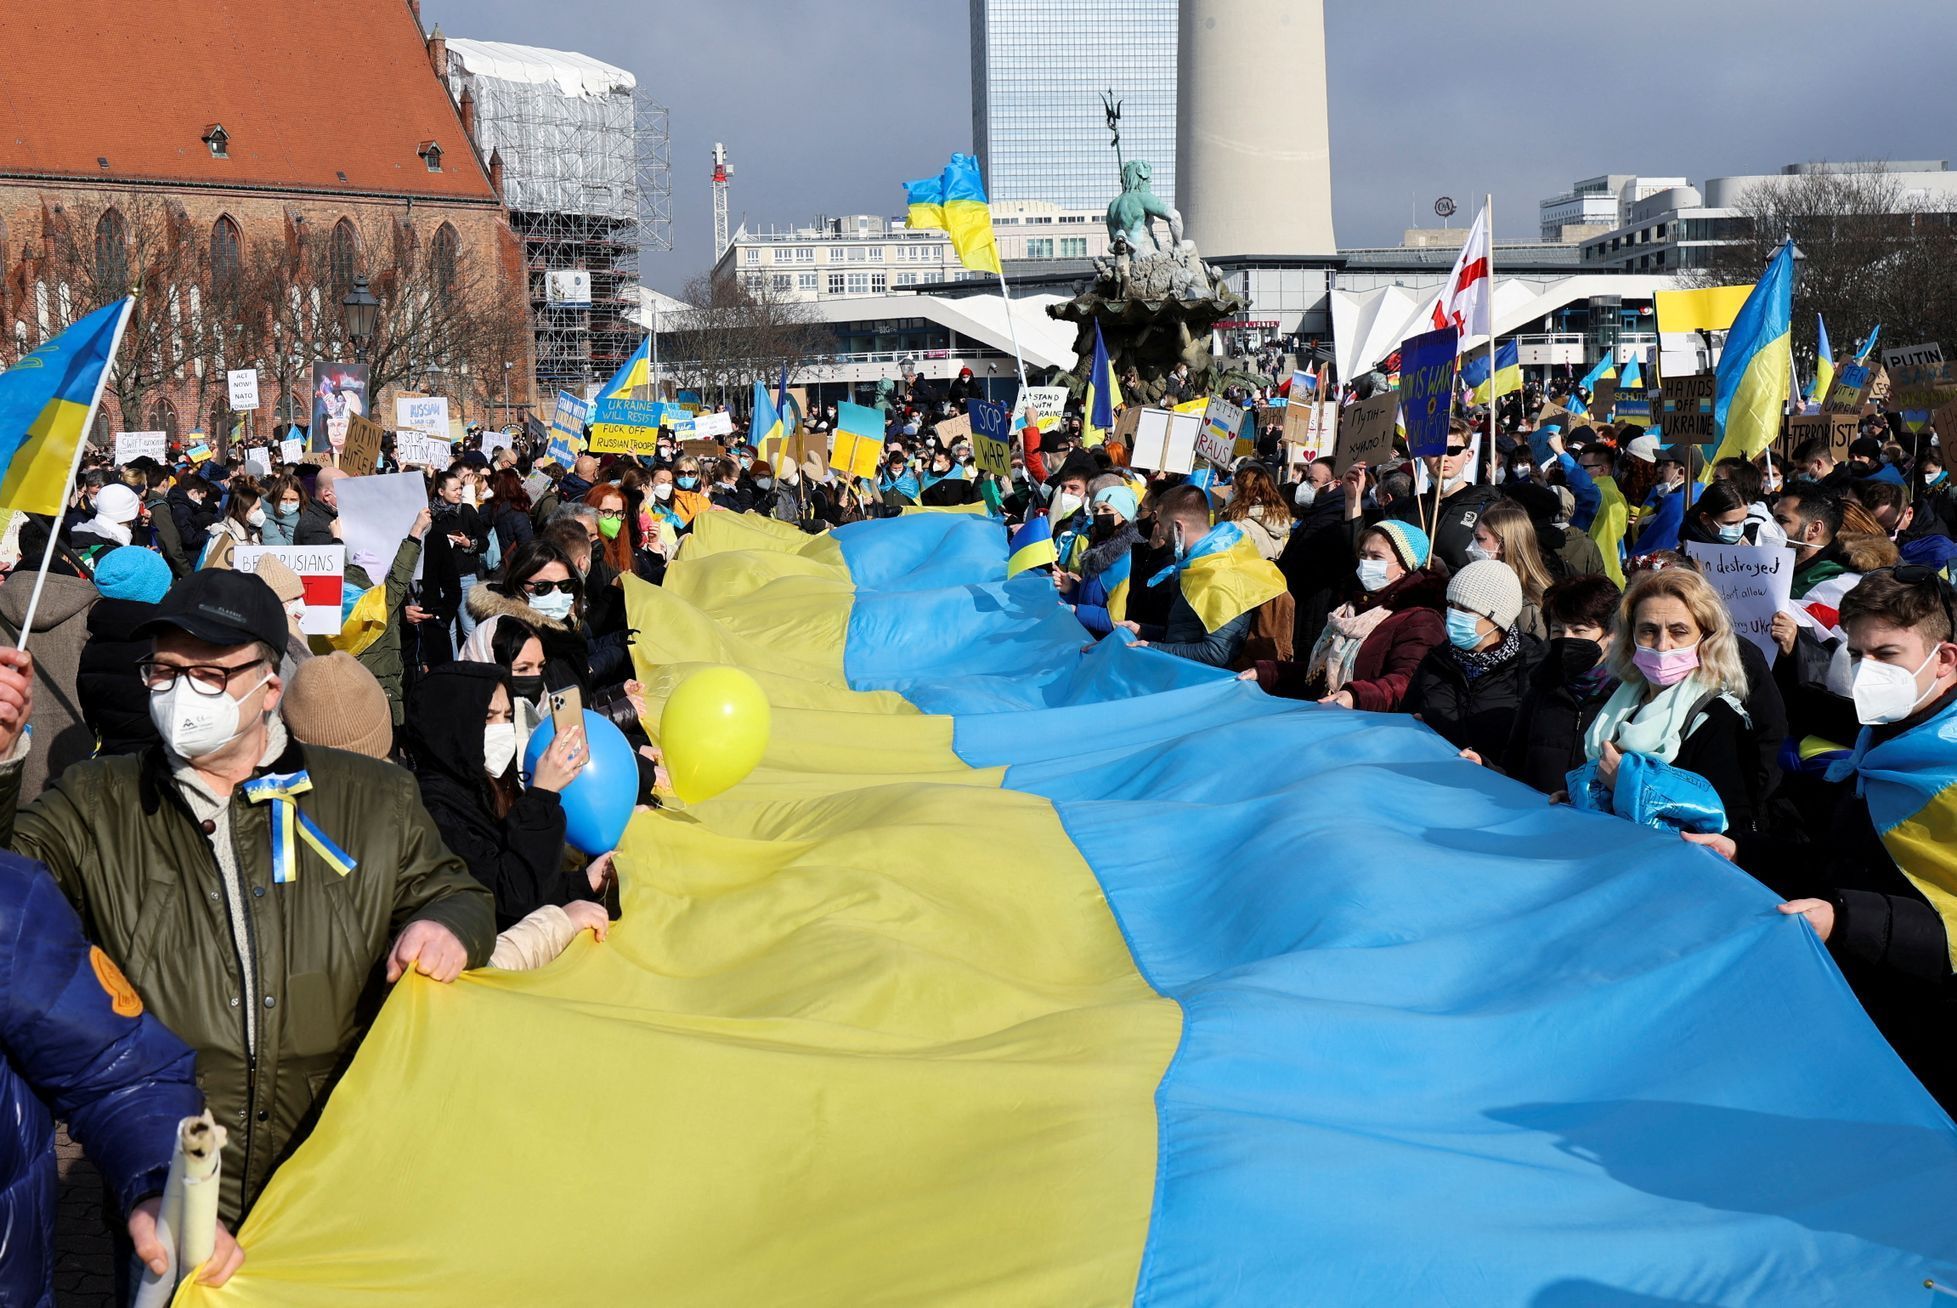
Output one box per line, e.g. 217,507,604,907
93,483,141,524
1448,558,1524,632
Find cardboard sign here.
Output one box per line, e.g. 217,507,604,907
1788,413,1858,465
227,368,259,411
395,432,452,467
1934,394,1957,441
1683,542,1796,660
1590,376,1619,418
1658,374,1717,444
1113,403,1143,450
1886,362,1956,432
232,545,346,636
394,395,452,441
1822,361,1874,415
962,401,1011,478
113,431,166,465
830,400,887,481
1333,393,1400,476
1195,397,1243,467
934,411,972,447
338,412,386,474
1129,408,1200,474
279,437,305,465
1281,395,1337,464
588,396,666,454
1882,342,1944,372
680,439,724,462
186,441,212,464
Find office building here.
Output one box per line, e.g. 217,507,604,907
971,0,1178,211
1538,175,1687,244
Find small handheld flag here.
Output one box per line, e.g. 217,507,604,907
1006,514,1057,578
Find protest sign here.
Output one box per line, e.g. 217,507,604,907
1195,397,1243,467
1590,377,1619,418
232,545,345,636
227,368,259,410
337,472,427,583
1113,402,1142,450
1886,362,1955,432
691,411,735,439
681,439,723,461
961,402,1011,478
186,440,212,464
1882,342,1944,372
934,410,973,449
338,412,386,474
394,394,451,440
1786,413,1857,465
1011,385,1069,434
547,391,589,465
1397,327,1458,457
1333,393,1400,476
309,361,367,454
588,396,665,453
1822,360,1874,415
1935,394,1957,443
394,431,451,467
243,447,272,479
1282,393,1336,463
113,431,166,465
279,436,305,465
1129,408,1199,474
831,401,886,480
484,428,515,460
1684,542,1795,659
1657,374,1717,443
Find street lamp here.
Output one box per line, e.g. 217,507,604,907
341,274,380,364
502,361,513,427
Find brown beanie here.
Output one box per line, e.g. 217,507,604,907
282,651,393,759
252,555,306,606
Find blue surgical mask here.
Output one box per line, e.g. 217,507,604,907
677,475,698,490
1446,608,1484,650
1714,521,1746,544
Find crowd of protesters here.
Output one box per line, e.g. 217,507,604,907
2,359,1957,1302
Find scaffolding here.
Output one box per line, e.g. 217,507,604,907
444,38,672,397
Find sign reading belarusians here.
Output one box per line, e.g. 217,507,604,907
232,545,345,635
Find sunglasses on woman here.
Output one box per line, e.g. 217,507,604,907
524,578,576,597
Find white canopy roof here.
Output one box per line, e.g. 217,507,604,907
445,38,635,98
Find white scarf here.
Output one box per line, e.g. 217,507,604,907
1583,674,1730,765
84,514,133,546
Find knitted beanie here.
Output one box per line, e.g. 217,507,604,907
93,483,142,524
251,555,307,607
91,547,172,603
1449,559,1524,632
1370,519,1431,572
282,651,393,759
1092,484,1140,522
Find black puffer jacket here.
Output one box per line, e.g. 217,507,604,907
1500,637,1616,793
1275,492,1358,656
405,663,596,930
77,597,161,758
1404,631,1544,759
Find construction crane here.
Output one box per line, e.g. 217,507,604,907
711,142,733,262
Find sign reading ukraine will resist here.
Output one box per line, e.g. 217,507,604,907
588,397,669,453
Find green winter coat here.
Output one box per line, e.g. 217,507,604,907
0,735,495,1221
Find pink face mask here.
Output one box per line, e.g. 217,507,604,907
1632,641,1700,688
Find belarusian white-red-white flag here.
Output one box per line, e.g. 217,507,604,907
1430,200,1492,340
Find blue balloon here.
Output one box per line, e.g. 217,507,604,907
522,709,638,856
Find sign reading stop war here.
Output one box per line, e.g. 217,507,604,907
1333,393,1399,475
1659,373,1717,444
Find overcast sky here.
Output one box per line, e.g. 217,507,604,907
428,0,1957,293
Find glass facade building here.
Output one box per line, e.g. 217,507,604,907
970,0,1177,212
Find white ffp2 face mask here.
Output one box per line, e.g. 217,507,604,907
1851,647,1941,725
483,722,518,776
150,672,270,761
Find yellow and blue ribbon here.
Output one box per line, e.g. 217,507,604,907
242,770,358,884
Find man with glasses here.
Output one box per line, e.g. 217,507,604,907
0,569,493,1225
1690,566,1957,1110
1396,421,1503,573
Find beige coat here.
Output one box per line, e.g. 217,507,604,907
0,569,100,803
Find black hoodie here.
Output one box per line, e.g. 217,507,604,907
404,662,596,929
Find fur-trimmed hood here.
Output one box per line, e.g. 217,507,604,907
464,581,577,633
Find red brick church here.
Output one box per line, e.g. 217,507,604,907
0,0,533,443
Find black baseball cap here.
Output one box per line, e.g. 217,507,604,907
134,569,289,651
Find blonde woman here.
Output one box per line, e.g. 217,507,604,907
1468,499,1555,638
1577,567,1758,830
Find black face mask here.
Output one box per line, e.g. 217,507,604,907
509,674,546,704
1090,518,1119,542
1546,636,1605,686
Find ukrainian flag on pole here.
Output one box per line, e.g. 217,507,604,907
1704,238,1794,470
1807,313,1834,405
0,297,131,514
1083,320,1122,447
904,154,1002,276
1462,340,1520,406
601,336,652,400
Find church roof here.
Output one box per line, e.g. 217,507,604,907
0,0,497,203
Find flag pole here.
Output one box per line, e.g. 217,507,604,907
1485,193,1497,487
993,256,1029,394
14,295,134,655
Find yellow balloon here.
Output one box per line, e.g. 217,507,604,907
659,666,772,804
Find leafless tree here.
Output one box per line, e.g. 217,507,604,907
661,271,831,406
1688,164,1957,375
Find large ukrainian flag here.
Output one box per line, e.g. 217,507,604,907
599,335,653,400
904,153,1002,276
0,298,129,514
186,511,1957,1306
1705,239,1795,470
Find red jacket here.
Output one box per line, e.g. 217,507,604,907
1254,568,1446,711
